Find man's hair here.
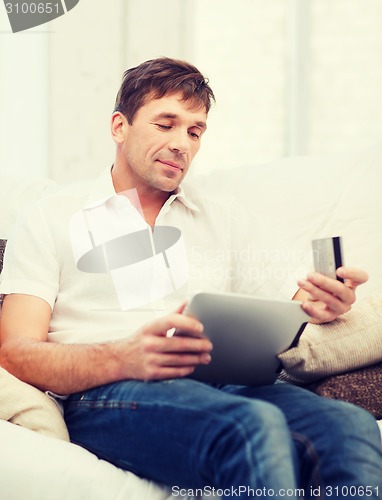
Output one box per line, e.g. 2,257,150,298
114,57,215,124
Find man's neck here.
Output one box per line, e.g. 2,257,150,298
111,165,170,226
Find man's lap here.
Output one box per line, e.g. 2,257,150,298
63,378,381,489
63,377,378,443
63,379,296,485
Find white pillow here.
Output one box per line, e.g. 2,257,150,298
0,420,173,500
0,367,69,440
0,369,206,499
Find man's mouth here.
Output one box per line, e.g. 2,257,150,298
157,159,184,171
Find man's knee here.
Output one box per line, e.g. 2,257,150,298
196,399,294,485
202,397,290,449
313,397,381,445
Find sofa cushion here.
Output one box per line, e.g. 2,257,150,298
0,367,69,440
278,293,382,384
278,293,382,418
0,419,173,500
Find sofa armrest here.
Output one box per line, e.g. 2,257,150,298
307,362,382,419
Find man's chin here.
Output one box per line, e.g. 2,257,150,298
158,171,186,191
149,177,183,194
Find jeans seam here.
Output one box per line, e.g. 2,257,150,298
292,431,323,499
66,399,139,410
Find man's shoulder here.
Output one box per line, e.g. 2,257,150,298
12,174,108,234
35,169,112,214
181,179,238,214
43,178,94,202
29,179,93,217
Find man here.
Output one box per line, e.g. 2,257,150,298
1,58,381,497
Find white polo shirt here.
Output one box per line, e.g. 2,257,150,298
0,168,295,344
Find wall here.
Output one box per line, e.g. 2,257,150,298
0,0,381,182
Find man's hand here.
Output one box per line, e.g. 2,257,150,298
125,305,213,381
295,266,368,324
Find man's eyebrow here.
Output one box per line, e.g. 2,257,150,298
196,121,207,131
152,113,207,130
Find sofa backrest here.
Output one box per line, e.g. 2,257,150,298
1,142,381,300
192,142,382,300
0,176,58,239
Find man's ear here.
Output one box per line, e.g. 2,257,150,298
111,112,128,144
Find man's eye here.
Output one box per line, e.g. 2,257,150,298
189,131,200,140
156,124,171,130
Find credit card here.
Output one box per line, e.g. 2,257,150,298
312,236,344,282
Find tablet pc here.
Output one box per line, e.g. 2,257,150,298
181,292,310,386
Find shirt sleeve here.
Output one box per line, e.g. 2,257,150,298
0,202,60,310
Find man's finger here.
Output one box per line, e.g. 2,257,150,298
141,313,204,338
336,266,368,287
298,273,354,304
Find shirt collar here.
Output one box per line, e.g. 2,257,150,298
84,166,116,208
166,184,201,213
84,167,200,213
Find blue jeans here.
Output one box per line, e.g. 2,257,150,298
64,380,382,499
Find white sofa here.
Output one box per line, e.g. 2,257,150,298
1,143,382,499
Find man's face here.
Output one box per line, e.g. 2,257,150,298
115,93,207,194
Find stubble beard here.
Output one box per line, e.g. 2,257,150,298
147,168,184,194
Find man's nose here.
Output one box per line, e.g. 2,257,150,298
168,130,190,154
